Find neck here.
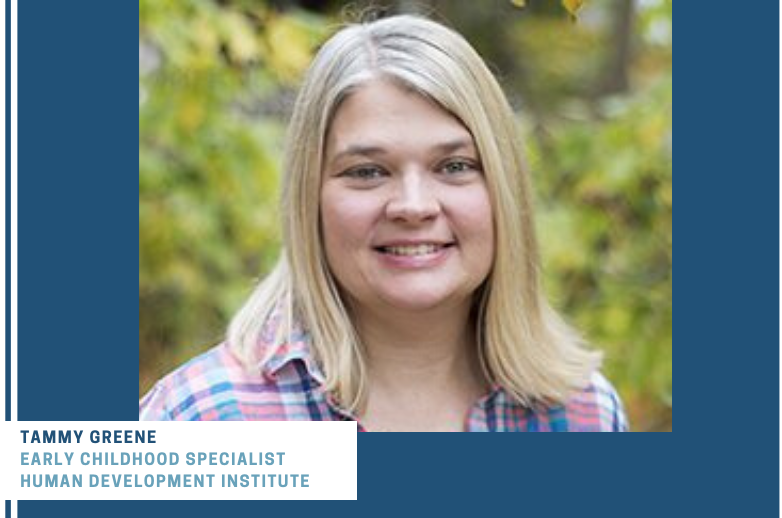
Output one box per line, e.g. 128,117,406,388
356,301,477,373
351,301,488,431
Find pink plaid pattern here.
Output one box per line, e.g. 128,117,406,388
140,321,628,431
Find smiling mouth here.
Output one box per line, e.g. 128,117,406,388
374,243,456,256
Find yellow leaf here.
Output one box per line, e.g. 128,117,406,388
264,14,316,83
562,0,585,19
510,0,527,7
222,11,259,63
603,305,632,336
177,94,204,131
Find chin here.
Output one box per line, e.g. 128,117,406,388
386,299,446,312
378,287,458,312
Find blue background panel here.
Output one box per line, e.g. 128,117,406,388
16,0,138,421
9,0,779,517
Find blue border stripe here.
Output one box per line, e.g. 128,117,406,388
4,0,11,424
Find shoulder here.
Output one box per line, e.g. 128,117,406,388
139,343,247,421
139,342,312,421
553,371,629,432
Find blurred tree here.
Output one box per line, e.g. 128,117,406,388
597,0,634,96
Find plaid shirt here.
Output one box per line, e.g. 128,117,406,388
140,332,628,432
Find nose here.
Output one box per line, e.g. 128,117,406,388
385,171,441,224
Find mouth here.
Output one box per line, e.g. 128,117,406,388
374,242,456,257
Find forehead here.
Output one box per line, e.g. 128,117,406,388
325,80,475,156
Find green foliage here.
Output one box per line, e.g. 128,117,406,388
509,16,605,109
139,0,326,389
533,76,672,430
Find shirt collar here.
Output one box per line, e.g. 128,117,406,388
254,306,326,384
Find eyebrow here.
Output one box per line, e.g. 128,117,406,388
328,138,476,167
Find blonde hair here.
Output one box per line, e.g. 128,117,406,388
228,14,601,412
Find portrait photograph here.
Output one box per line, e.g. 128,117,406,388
139,0,672,431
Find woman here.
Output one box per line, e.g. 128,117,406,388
140,14,628,431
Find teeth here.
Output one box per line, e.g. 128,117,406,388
383,244,441,256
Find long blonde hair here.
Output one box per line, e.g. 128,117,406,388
228,14,601,412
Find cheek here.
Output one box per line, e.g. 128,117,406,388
472,202,496,270
453,187,495,247
320,190,379,252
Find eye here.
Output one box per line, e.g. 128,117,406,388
440,159,481,175
340,165,387,181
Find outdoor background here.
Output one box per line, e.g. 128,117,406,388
139,0,672,431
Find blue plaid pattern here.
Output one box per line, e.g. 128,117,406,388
140,336,628,431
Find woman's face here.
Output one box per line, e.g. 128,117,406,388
320,79,494,315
